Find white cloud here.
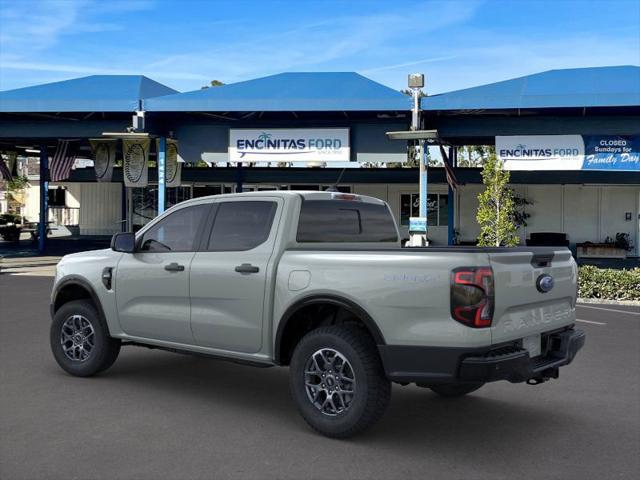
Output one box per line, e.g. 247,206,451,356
0,0,153,56
361,56,459,74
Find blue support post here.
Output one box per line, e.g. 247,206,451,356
38,145,48,254
419,141,428,218
447,146,456,245
157,137,166,214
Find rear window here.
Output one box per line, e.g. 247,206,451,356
297,200,398,243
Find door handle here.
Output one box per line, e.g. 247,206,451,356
235,263,260,274
164,262,185,272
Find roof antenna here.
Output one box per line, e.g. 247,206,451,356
325,167,346,192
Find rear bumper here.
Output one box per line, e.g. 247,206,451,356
379,327,585,384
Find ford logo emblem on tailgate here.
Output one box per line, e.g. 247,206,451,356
536,274,554,293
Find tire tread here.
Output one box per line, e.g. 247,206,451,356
290,324,391,438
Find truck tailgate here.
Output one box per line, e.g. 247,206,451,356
488,248,577,345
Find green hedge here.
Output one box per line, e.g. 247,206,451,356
578,265,640,301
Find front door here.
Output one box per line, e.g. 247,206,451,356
190,198,281,353
116,203,210,344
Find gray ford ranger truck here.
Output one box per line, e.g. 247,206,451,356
50,191,585,437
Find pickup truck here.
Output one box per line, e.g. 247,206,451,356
50,191,585,438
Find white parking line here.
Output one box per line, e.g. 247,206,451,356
577,304,640,316
576,318,607,326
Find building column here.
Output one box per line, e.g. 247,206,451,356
38,144,48,254
236,162,244,193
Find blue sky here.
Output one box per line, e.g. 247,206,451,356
0,0,638,94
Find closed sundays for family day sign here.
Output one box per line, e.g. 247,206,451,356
496,135,640,171
229,128,350,162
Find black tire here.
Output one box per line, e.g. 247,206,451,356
50,299,121,377
428,382,484,397
289,325,391,438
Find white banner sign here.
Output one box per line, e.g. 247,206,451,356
496,135,585,170
229,128,350,162
90,139,116,182
166,139,182,187
123,138,149,187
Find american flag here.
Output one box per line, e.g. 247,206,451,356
439,145,458,190
50,140,78,182
0,156,12,181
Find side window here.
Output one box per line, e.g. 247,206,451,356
297,200,398,242
139,204,209,252
207,201,277,251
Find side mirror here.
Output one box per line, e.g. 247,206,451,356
111,232,136,253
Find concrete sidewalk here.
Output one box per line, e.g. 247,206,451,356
0,256,60,276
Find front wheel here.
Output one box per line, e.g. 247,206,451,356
50,300,121,377
289,325,391,438
428,382,484,397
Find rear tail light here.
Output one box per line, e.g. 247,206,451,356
450,267,494,328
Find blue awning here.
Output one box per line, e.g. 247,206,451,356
422,66,640,111
0,75,178,113
145,72,411,112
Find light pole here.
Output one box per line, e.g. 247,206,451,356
408,73,427,247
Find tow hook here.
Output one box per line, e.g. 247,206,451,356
526,377,548,385
527,367,560,385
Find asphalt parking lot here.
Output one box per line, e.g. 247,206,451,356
1,274,638,480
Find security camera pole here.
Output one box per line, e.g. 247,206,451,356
408,73,427,247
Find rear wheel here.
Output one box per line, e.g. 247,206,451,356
50,300,121,377
289,325,391,438
428,382,484,397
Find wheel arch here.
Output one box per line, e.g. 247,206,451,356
51,276,108,328
274,294,386,366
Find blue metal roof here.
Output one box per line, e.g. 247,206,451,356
422,66,640,111
0,75,178,113
145,72,411,112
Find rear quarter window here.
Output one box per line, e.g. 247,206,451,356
297,200,398,243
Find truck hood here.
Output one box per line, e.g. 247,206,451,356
58,248,121,266
56,248,123,283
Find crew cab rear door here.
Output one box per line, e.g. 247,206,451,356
189,198,282,354
488,248,577,345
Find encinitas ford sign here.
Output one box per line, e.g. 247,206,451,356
497,135,640,171
496,135,584,170
229,128,350,162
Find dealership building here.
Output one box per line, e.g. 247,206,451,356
0,66,639,256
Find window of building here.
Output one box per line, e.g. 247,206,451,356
167,186,192,208
132,187,157,231
48,188,66,207
297,200,398,243
192,186,221,198
139,204,209,252
207,201,277,251
400,193,449,227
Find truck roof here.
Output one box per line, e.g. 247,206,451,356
182,190,387,205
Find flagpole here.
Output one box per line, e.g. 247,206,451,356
447,146,455,245
38,144,48,254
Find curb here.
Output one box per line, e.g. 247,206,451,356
577,298,640,307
